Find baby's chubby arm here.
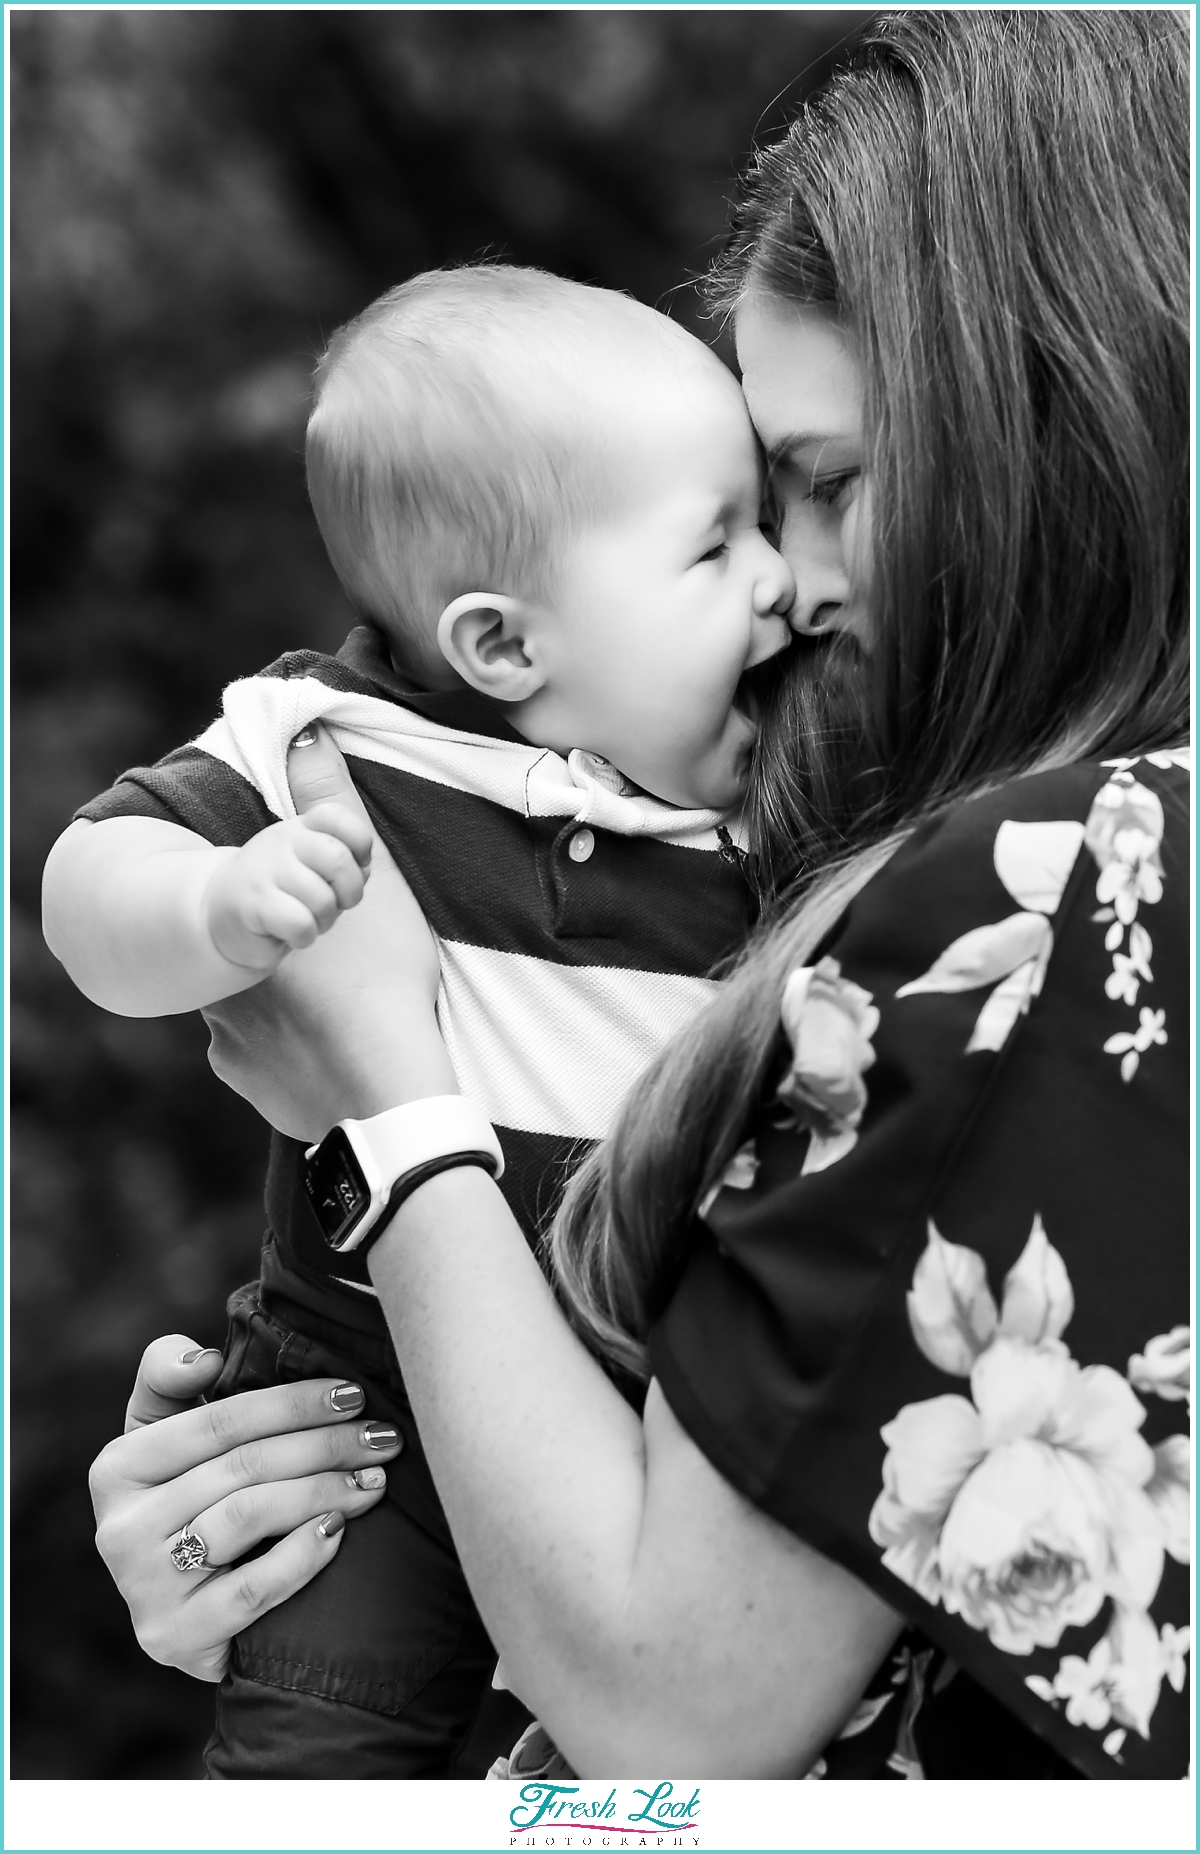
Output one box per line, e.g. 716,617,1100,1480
42,804,372,1017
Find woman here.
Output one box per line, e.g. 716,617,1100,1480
90,11,1190,1779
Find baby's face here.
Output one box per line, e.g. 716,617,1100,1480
531,358,795,810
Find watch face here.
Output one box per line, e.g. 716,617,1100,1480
303,1128,371,1249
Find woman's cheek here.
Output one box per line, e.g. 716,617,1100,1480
844,482,872,591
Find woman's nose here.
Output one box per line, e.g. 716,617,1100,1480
786,542,852,636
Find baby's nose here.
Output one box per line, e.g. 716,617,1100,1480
755,544,796,618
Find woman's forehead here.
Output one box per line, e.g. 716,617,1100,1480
734,297,863,451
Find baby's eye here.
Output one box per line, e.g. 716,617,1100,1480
697,541,729,564
807,468,861,511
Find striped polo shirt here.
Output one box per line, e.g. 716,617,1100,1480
76,627,753,1313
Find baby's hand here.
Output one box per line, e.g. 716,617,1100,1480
204,803,374,972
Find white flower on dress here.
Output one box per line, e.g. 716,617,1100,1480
871,1216,1189,1749
1144,1434,1191,1565
1025,1610,1191,1745
1103,749,1192,776
1128,1326,1191,1404
1159,1622,1192,1692
1105,921,1153,1007
777,958,879,1174
1085,779,1165,921
1084,772,1176,1082
896,818,1085,1053
698,1140,760,1220
1102,1007,1167,1083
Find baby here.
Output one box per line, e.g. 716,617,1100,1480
43,266,794,1777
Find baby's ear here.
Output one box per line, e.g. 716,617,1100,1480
436,593,547,703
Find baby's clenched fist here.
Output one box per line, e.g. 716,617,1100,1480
204,803,374,972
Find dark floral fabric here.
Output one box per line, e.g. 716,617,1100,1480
651,755,1190,1779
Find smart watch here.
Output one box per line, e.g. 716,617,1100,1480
302,1096,505,1254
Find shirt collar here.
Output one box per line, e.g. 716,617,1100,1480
334,625,529,745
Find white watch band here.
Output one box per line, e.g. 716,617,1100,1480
346,1095,505,1186
304,1096,505,1253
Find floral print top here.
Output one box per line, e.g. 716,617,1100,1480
649,756,1190,1779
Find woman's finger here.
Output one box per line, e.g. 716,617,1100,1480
287,723,373,827
139,1513,354,1682
151,1416,403,1538
124,1336,224,1433
177,1465,390,1570
98,1378,370,1493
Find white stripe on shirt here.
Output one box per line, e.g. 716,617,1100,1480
435,939,720,1140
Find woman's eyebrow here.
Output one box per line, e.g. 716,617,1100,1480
764,432,823,468
766,430,862,469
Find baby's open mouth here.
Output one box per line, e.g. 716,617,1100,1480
733,648,796,731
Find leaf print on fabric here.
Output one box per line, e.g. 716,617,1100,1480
833,1689,895,1740
1128,1326,1190,1404
776,957,878,1175
896,816,1083,1053
992,819,1086,914
964,955,1049,1054
872,1215,1189,1752
896,913,1051,998
906,1221,998,1375
995,1214,1074,1344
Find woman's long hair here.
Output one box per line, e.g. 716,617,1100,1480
550,9,1191,1384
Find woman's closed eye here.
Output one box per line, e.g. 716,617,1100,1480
807,467,860,511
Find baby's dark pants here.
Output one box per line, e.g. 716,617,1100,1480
203,1268,531,1779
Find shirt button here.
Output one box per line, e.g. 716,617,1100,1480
568,828,595,863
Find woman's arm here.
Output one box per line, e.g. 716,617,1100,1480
118,726,899,1770
251,726,899,1774
370,1166,900,1776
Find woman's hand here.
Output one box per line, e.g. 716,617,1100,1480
203,724,457,1140
90,1337,403,1682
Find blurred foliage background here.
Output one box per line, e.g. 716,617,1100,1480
11,6,864,1777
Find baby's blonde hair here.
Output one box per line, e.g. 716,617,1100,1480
306,265,689,676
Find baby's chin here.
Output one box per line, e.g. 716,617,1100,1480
670,733,754,813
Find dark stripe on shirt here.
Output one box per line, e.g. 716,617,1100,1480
78,741,752,977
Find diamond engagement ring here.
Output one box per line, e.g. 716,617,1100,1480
170,1523,210,1572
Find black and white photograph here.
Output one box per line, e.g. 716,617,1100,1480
9,0,1192,1833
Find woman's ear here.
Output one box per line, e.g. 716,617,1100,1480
436,593,548,703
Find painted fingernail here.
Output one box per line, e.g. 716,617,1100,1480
178,1347,221,1366
317,1511,345,1539
329,1383,365,1413
362,1422,401,1450
350,1467,387,1491
291,725,318,748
